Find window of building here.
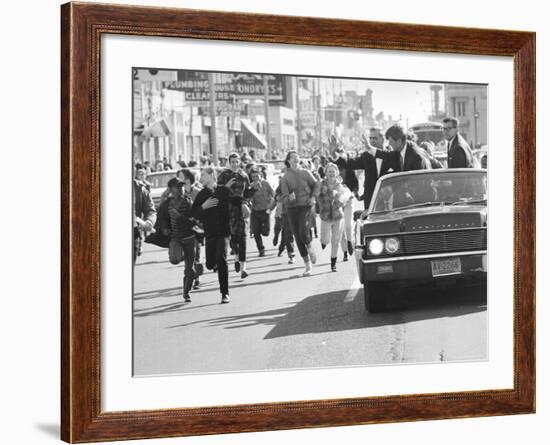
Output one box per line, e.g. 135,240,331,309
454,99,467,117
283,134,295,150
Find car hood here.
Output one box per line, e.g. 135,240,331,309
363,205,486,235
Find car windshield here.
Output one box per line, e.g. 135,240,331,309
371,171,487,213
256,163,274,174
146,172,176,188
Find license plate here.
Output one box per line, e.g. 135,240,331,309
431,258,462,277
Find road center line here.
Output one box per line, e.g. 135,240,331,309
344,276,361,302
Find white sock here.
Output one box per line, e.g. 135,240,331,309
241,261,247,272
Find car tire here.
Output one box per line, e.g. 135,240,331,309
364,282,387,313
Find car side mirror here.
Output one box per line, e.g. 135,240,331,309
353,210,364,221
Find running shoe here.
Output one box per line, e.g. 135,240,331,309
241,271,249,279
288,257,295,264
234,261,241,273
221,294,230,304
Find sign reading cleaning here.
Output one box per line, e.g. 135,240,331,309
162,71,287,105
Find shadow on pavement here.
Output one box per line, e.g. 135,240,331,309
135,259,171,267
134,301,220,317
182,273,333,295
134,286,182,301
264,285,486,338
162,285,486,338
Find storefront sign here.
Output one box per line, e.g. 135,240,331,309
163,71,287,105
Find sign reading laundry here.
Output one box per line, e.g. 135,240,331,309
162,70,287,104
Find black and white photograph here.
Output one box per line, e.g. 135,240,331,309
132,68,488,377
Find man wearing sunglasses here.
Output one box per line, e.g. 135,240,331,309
442,117,475,168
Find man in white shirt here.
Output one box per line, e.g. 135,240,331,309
343,127,397,209
366,124,431,172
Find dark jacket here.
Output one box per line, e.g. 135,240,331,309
145,196,194,247
217,168,254,204
448,134,475,168
191,186,231,237
375,141,431,172
346,150,396,208
334,156,359,193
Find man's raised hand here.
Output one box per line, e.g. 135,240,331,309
361,132,377,156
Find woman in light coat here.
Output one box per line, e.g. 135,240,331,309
316,163,352,272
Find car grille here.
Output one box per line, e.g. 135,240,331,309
403,229,486,255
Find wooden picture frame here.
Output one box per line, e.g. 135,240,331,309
61,2,535,442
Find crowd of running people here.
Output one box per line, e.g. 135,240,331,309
133,120,477,304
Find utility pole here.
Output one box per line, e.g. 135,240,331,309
317,78,323,151
313,78,322,151
312,78,317,147
473,96,479,149
263,75,272,160
295,77,302,154
208,72,218,166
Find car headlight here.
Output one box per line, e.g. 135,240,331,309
385,237,400,254
368,238,384,255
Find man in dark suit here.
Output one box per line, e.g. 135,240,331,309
443,117,475,168
344,127,396,209
366,124,431,172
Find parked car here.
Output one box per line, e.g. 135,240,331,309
432,141,448,167
145,169,179,207
145,167,205,207
353,169,487,312
255,162,280,189
473,147,488,169
262,159,287,172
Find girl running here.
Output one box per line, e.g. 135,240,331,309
317,163,352,272
280,150,319,276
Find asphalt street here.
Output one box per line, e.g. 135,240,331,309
133,218,487,376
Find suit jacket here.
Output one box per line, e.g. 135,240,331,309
347,152,377,208
448,134,474,168
334,156,359,193
375,141,431,172
347,150,396,208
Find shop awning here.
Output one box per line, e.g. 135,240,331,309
240,119,266,150
141,119,171,138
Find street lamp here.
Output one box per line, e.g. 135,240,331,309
474,109,480,149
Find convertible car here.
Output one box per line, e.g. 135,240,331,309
354,169,487,312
